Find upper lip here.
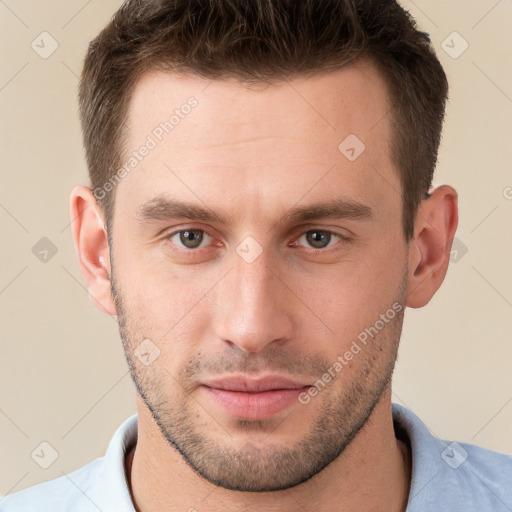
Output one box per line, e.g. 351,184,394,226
201,375,310,393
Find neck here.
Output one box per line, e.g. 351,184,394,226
126,390,411,512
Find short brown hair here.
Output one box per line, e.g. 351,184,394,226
79,0,448,241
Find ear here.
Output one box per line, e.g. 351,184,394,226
69,185,116,316
406,185,458,308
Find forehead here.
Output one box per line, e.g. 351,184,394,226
126,59,391,147
115,60,398,225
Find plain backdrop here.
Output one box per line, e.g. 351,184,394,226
1,0,511,495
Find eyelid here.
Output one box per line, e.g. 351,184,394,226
289,223,352,239
163,225,352,252
291,228,351,250
165,226,219,250
293,223,354,238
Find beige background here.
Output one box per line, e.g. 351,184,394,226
1,0,511,496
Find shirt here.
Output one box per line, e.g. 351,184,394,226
1,404,511,511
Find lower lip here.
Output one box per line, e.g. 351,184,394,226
201,386,310,421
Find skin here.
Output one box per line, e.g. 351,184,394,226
70,59,458,511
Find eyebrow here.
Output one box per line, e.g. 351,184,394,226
137,196,228,224
283,198,374,223
136,195,375,226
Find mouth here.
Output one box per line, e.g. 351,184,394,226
199,375,311,421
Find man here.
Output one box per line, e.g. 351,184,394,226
1,0,511,511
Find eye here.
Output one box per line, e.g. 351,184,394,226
168,229,213,249
296,229,344,250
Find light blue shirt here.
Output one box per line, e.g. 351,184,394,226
1,404,511,511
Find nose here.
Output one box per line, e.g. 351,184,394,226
212,249,294,354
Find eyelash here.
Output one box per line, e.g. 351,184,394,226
164,227,351,253
166,228,217,250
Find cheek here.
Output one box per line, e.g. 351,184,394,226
115,241,212,308
294,244,405,341
113,274,208,373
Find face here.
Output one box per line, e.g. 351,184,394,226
109,61,409,492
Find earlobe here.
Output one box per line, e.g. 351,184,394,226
406,185,458,308
69,185,117,316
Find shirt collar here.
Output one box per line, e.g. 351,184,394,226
392,403,442,507
92,414,138,512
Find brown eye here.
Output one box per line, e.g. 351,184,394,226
305,230,332,249
293,229,347,251
169,229,212,249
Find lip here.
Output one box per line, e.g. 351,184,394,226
201,375,310,392
200,375,311,421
